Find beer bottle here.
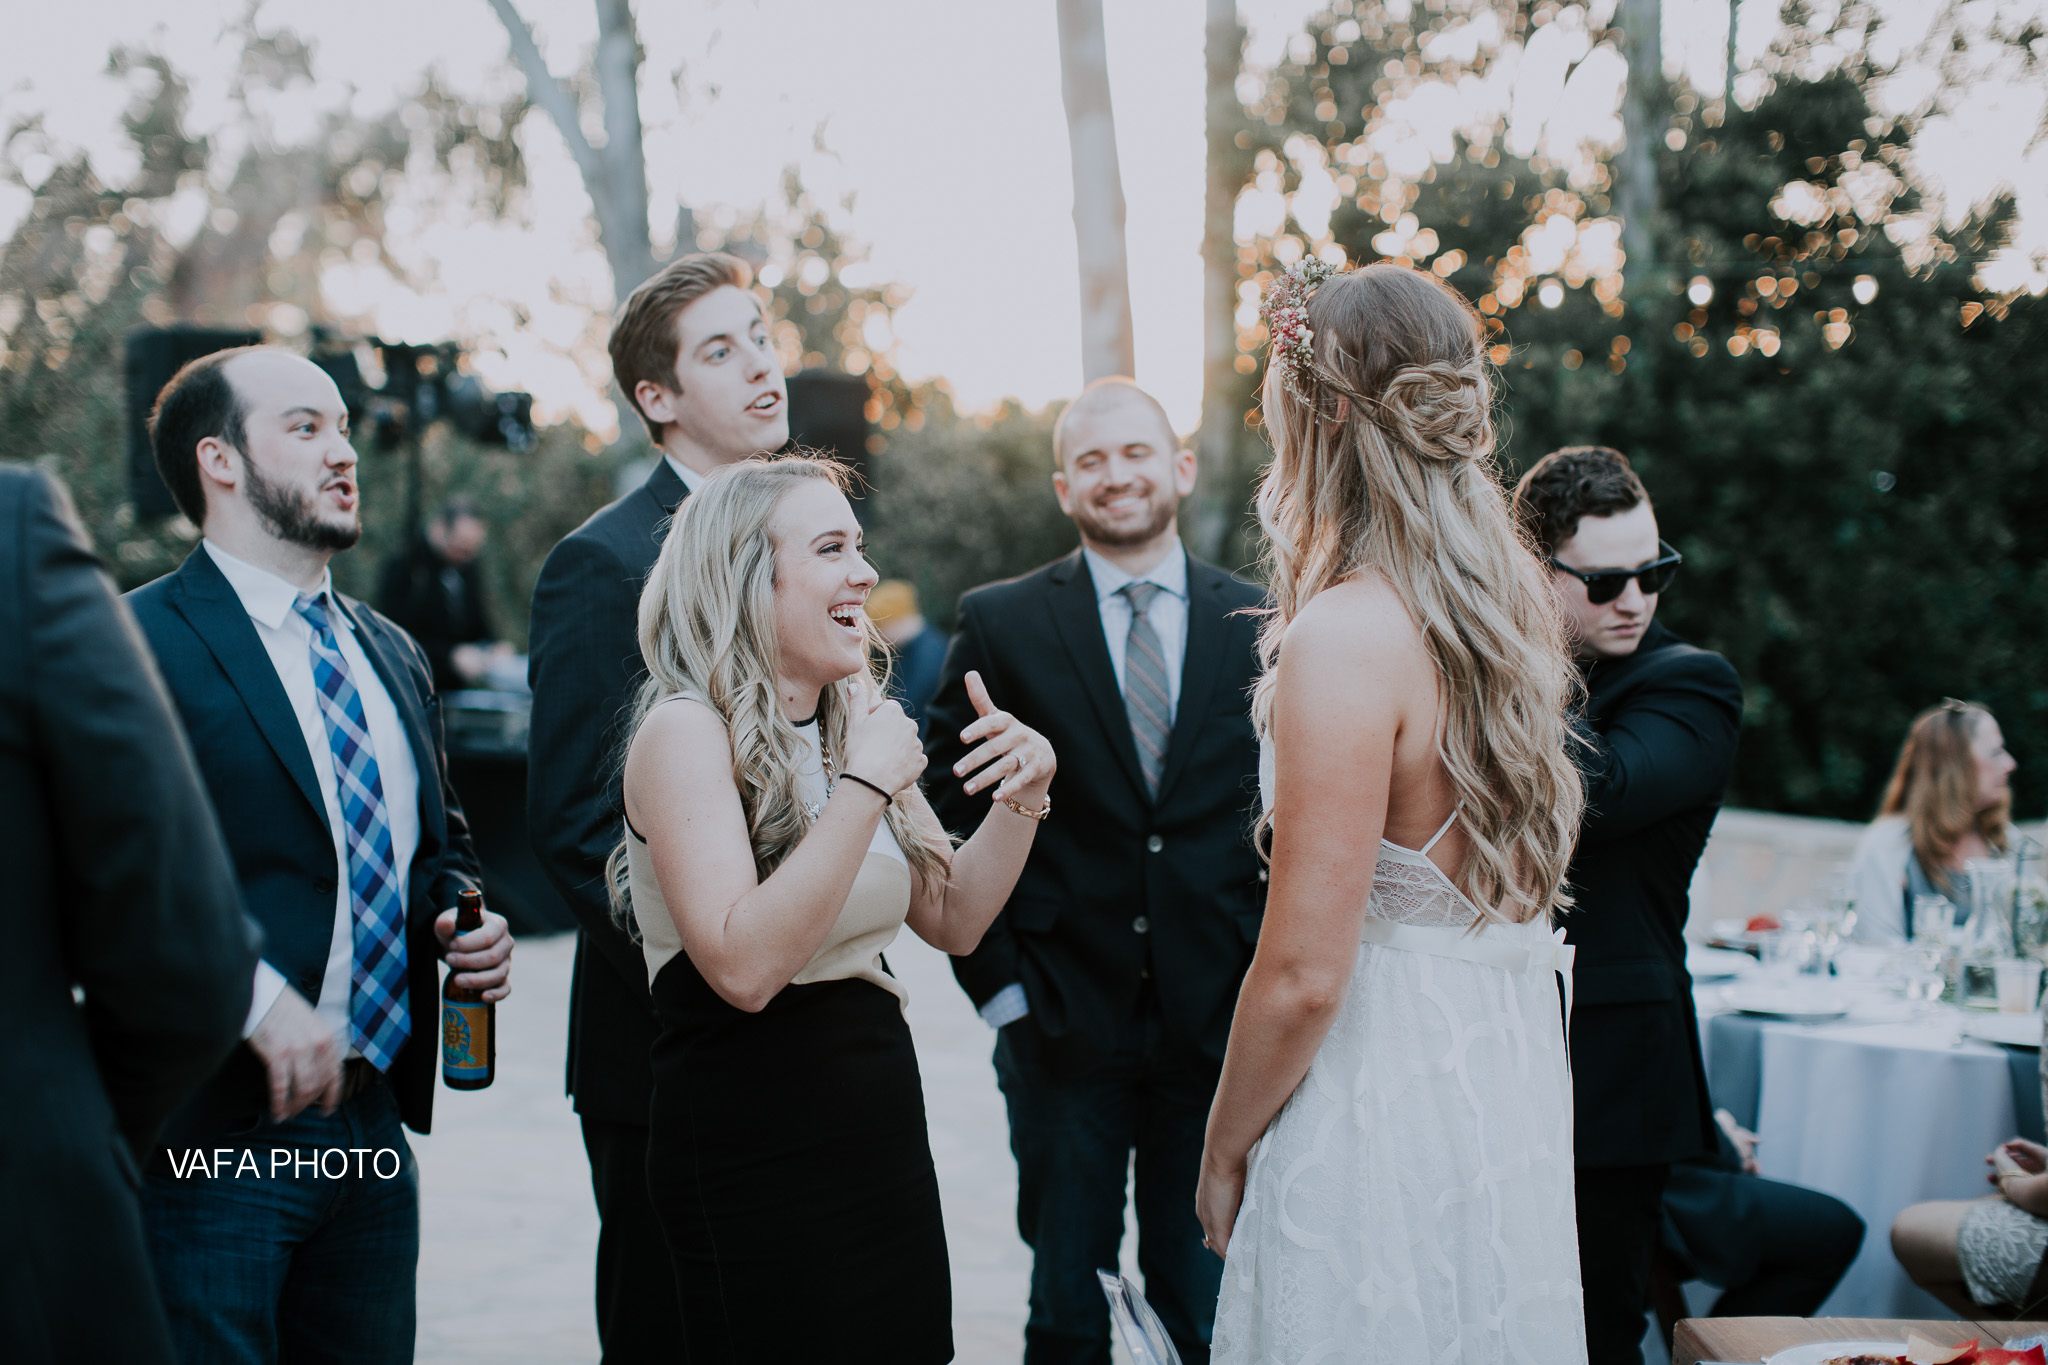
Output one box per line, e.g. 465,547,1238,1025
441,888,496,1090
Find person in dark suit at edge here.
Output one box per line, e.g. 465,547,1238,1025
0,465,258,1365
867,578,948,734
1512,445,1743,1365
376,497,509,694
1660,1107,1865,1318
925,377,1267,1365
526,252,789,1360
127,347,513,1363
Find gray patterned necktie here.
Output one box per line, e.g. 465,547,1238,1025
1119,581,1172,797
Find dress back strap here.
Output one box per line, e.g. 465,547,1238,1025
1418,806,1460,856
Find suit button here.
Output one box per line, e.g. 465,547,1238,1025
1146,835,1164,853
1132,916,1150,934
300,977,320,997
314,876,337,893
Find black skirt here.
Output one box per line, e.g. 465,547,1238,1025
647,953,953,1364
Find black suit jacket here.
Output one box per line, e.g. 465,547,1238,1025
925,550,1267,1064
0,469,257,1364
376,538,495,694
527,459,687,1124
127,548,482,1148
1567,620,1741,1168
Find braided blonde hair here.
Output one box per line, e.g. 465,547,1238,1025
606,456,951,928
1252,263,1583,926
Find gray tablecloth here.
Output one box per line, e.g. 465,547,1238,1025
1704,1010,2044,1142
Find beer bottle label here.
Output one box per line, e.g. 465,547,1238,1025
442,999,491,1079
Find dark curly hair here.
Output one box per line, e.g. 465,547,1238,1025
1510,446,1647,557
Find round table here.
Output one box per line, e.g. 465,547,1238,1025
1697,991,2043,1317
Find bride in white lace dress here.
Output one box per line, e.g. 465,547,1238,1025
1196,261,1589,1364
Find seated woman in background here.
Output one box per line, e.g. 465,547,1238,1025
1894,1045,2048,1315
1848,699,2015,942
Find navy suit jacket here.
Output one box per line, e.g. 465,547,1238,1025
127,547,482,1150
526,458,687,1125
0,470,257,1365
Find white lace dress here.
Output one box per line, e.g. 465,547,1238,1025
1212,737,1587,1365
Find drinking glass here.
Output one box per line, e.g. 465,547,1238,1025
1913,894,1957,947
2016,837,2048,960
1758,929,1812,980
1901,943,1948,1009
1824,862,1860,944
1995,959,2042,1014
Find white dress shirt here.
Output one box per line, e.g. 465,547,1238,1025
1083,539,1190,720
978,540,1193,1031
664,455,708,496
204,542,422,1052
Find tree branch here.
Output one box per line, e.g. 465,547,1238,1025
592,0,654,293
486,0,603,190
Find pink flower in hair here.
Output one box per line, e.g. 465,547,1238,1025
1259,257,1339,397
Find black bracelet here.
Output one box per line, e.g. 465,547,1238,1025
837,772,894,804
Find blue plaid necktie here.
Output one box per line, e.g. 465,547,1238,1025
295,592,410,1071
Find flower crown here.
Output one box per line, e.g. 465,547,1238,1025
1259,257,1339,397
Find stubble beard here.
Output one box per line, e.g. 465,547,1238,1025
243,459,361,553
1072,488,1176,549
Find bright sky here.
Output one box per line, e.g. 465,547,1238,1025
3,0,2042,436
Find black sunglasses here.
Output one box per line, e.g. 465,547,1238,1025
1549,540,1682,605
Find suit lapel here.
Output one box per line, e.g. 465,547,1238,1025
168,550,326,823
1154,559,1234,805
1043,551,1149,800
643,457,688,518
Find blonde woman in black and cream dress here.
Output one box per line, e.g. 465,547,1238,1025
611,456,1055,1364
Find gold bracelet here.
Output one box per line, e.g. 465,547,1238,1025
1001,792,1051,821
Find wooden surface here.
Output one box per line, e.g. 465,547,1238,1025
1673,1317,2048,1365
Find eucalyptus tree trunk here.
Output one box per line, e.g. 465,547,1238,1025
1614,0,1665,286
1054,0,1137,382
1191,0,1248,560
488,0,656,438
488,0,657,298
1725,0,1740,102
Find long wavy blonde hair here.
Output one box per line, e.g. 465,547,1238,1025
1878,700,2009,895
1252,263,1583,926
606,455,951,927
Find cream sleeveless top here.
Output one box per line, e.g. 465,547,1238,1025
625,699,914,1006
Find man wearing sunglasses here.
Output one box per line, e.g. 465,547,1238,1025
1514,445,1743,1365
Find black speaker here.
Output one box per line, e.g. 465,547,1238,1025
785,370,873,491
125,325,261,520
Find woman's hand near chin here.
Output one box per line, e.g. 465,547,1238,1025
951,670,1056,809
838,674,925,796
903,669,1055,955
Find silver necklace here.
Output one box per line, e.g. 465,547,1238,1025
802,730,835,823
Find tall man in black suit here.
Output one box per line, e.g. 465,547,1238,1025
1513,446,1743,1365
128,346,514,1363
926,378,1266,1365
527,252,788,1360
1,466,258,1365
